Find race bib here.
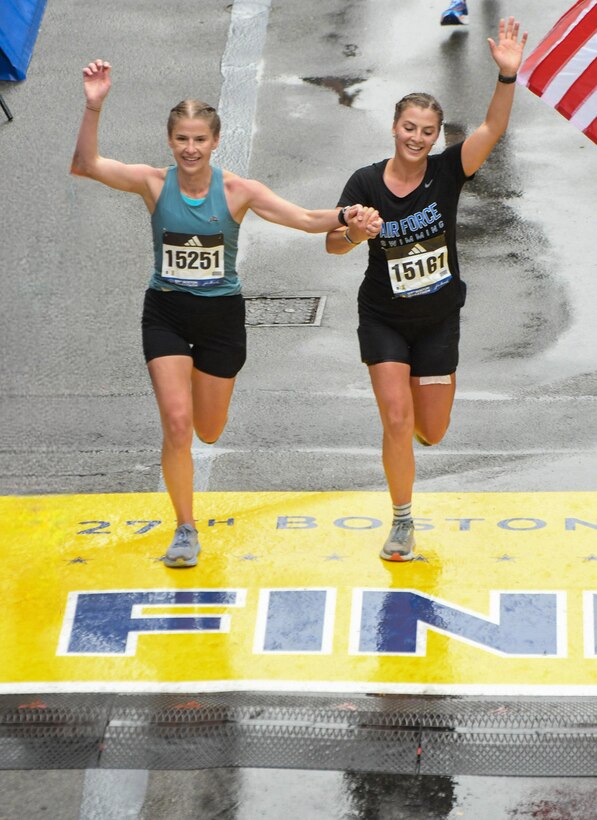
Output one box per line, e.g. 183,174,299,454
161,231,225,287
385,235,451,298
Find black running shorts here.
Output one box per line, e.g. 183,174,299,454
141,288,247,378
357,302,460,377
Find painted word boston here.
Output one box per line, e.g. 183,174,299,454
76,515,597,536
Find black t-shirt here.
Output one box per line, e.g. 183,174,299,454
338,142,471,322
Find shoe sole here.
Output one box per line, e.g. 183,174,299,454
379,547,415,562
164,550,200,568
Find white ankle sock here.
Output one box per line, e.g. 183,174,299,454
392,503,412,524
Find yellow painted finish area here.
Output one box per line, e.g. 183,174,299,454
1,491,596,694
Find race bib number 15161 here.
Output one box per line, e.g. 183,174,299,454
385,235,451,298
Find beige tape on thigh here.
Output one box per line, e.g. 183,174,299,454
419,375,452,385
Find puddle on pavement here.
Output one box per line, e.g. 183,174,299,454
302,75,366,107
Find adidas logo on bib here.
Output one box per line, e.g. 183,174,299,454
184,236,204,247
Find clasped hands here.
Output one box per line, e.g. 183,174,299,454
344,205,382,241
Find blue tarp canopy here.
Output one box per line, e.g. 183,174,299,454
0,0,47,81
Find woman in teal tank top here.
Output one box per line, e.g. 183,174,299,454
71,58,382,568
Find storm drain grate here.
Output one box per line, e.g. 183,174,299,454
244,295,326,327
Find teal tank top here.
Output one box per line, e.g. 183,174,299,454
149,165,241,297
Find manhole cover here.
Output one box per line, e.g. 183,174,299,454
245,296,326,327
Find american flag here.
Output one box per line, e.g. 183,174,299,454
518,0,597,144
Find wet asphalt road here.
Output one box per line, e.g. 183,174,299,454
1,0,597,817
1,0,596,497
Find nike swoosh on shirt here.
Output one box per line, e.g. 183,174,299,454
424,179,433,188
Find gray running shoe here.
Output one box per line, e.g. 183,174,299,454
380,519,416,562
164,524,200,568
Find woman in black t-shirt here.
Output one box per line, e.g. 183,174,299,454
326,17,527,562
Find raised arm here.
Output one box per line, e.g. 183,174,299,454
70,60,161,204
461,17,528,177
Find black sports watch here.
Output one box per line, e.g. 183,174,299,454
338,206,349,226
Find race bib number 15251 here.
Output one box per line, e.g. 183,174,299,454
161,231,225,287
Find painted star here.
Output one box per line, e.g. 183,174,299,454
238,554,259,561
67,557,90,564
324,554,344,561
495,554,516,562
583,554,597,562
